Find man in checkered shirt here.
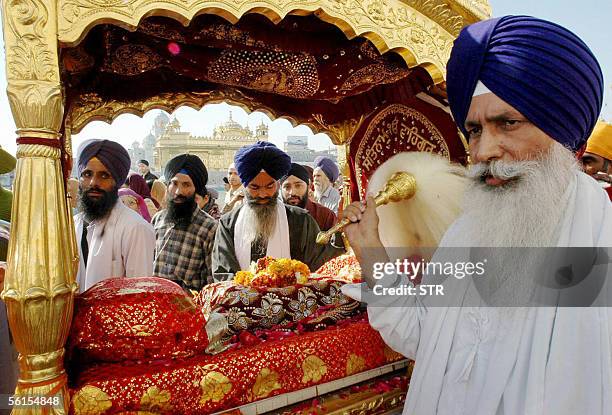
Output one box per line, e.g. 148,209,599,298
152,154,217,290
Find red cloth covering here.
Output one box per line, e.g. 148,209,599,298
68,277,208,363
304,199,337,231
194,280,361,353
314,254,362,283
70,319,401,415
605,186,612,201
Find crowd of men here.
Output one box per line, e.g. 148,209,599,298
73,139,344,292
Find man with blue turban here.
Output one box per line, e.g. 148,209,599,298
213,141,344,275
313,156,341,214
74,139,155,292
340,16,612,415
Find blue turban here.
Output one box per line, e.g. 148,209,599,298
77,139,131,185
446,16,604,151
314,156,339,183
234,141,291,186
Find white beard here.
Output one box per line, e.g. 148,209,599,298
460,142,580,306
240,199,278,245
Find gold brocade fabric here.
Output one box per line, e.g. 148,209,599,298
71,320,400,414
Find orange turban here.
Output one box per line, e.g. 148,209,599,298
585,121,612,161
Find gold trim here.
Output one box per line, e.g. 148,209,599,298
16,144,62,159
2,1,75,414
354,103,450,197
56,0,491,84
69,89,326,135
325,389,405,415
313,114,366,146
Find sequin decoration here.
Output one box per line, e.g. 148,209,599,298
340,63,410,92
105,44,163,76
195,280,361,352
69,277,208,363
208,50,320,98
70,321,390,414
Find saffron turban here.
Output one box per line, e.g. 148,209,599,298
77,139,131,185
314,156,339,183
234,141,291,185
447,15,604,151
585,121,612,161
164,154,208,196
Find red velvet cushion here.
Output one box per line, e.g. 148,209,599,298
69,277,208,363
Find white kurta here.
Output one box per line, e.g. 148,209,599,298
343,171,612,415
75,200,156,292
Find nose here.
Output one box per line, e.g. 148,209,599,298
172,186,185,197
86,175,101,189
471,129,503,163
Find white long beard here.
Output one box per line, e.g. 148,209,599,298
463,142,578,247
460,142,580,306
241,201,278,245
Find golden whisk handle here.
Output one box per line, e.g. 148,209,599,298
315,171,417,245
316,218,352,244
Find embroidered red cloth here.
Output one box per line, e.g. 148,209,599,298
70,320,402,415
69,277,208,363
195,280,361,354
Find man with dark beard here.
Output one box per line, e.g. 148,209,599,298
74,139,155,292
213,142,344,275
340,16,611,415
152,154,217,290
281,163,336,231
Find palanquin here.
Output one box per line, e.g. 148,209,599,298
0,0,491,413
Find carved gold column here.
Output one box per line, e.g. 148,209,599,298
1,1,78,414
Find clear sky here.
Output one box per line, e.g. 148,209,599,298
0,0,610,157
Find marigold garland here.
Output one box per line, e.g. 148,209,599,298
233,257,310,288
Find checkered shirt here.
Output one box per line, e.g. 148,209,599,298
152,208,218,290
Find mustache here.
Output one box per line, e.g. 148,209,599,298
468,160,540,181
85,186,106,194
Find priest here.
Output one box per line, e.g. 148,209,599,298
341,16,611,415
212,142,344,274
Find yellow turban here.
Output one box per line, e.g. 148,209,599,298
585,120,612,161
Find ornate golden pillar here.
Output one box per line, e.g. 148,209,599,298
1,1,78,413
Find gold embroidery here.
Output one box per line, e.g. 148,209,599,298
354,104,450,197
340,63,410,92
346,353,366,376
208,50,319,98
302,355,328,384
140,386,172,412
199,371,232,404
105,44,163,76
72,385,113,415
252,368,281,399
